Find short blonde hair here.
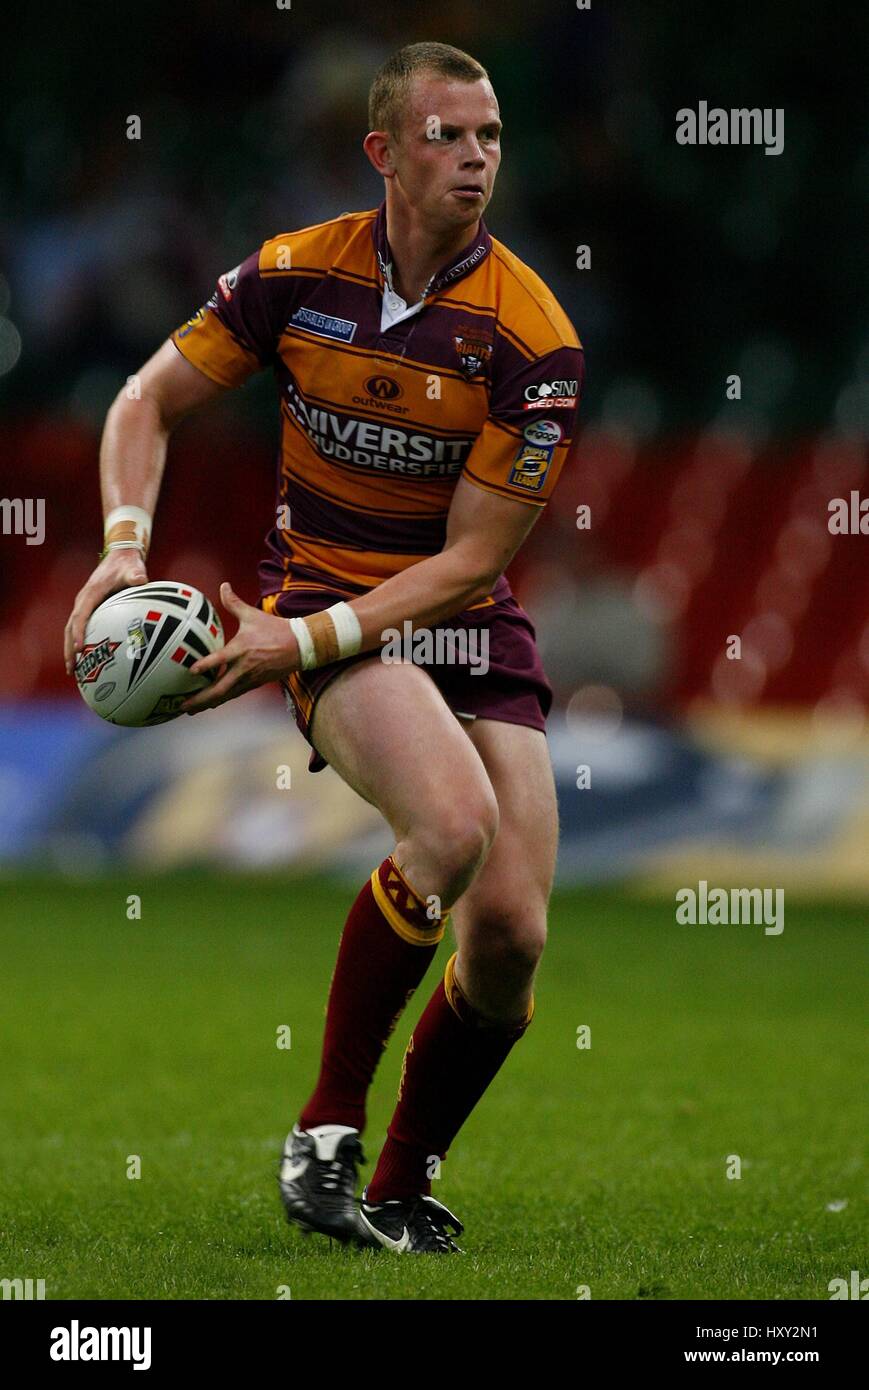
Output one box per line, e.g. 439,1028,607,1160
368,42,489,140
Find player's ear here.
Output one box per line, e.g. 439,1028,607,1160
363,131,395,178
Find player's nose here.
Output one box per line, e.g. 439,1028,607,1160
460,138,486,165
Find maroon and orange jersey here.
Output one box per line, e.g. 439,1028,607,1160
171,202,584,603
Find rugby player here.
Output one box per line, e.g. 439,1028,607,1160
64,42,585,1254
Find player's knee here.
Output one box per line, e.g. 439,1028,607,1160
415,790,499,891
467,906,547,976
441,804,499,884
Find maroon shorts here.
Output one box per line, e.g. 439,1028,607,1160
259,583,553,773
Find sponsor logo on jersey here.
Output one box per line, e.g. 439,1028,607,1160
363,375,403,400
508,443,554,493
218,264,241,302
75,638,121,684
523,419,562,447
523,378,578,409
284,382,472,477
352,375,408,415
176,307,207,339
454,331,493,381
288,307,357,343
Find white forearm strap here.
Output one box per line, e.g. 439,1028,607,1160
288,601,363,670
103,505,152,556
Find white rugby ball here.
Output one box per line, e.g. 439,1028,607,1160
74,581,224,726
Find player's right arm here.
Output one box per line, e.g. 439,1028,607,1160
62,340,228,672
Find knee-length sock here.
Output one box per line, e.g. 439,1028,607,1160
298,854,446,1134
366,952,534,1202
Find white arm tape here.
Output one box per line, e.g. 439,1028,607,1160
104,505,152,553
326,601,363,657
288,616,317,670
287,602,363,671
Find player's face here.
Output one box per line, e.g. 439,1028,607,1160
393,76,502,231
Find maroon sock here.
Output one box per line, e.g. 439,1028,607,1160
366,953,534,1202
298,855,446,1134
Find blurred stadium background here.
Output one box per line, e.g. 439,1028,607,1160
1,0,867,895
2,0,867,1306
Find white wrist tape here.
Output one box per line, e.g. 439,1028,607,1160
288,601,362,670
104,505,152,555
326,600,363,657
288,616,317,670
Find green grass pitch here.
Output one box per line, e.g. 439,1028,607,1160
0,873,864,1301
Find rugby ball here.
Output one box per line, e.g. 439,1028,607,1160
74,581,224,726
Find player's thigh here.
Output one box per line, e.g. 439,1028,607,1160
309,656,499,846
450,719,559,957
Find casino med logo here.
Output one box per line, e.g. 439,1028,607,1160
218,264,241,302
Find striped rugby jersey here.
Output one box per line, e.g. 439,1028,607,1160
171,202,584,603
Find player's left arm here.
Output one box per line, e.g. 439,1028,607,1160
340,472,545,634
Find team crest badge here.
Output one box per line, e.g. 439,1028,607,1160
454,330,493,381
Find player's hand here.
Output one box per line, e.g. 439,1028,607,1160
64,548,149,675
180,581,300,713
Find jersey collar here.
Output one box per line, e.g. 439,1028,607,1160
371,200,492,301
